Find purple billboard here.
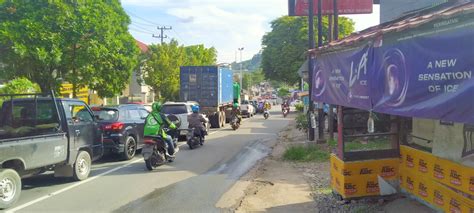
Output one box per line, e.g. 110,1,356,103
312,12,474,124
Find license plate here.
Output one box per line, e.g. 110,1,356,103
142,144,154,159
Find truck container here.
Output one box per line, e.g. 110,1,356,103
180,66,234,128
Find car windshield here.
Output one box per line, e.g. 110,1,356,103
92,108,119,121
162,105,187,114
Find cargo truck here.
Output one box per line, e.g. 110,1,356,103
180,66,234,128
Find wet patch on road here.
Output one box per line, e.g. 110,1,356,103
114,137,276,213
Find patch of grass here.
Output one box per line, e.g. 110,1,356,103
344,138,391,152
283,146,329,162
328,139,337,149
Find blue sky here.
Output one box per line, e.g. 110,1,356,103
121,0,380,63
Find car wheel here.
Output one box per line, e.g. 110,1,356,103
0,169,21,210
122,136,137,160
73,151,91,181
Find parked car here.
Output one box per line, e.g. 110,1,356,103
92,104,149,160
240,100,256,118
0,93,103,209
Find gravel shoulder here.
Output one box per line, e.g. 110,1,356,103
218,114,435,213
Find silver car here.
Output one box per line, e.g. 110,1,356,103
161,102,199,136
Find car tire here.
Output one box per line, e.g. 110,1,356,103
210,113,220,128
122,136,137,160
0,169,21,210
73,151,91,181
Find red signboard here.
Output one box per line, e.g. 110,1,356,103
290,0,373,16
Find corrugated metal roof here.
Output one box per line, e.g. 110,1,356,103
310,2,474,54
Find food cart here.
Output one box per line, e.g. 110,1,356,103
311,2,474,212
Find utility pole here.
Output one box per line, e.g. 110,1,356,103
317,0,326,143
153,26,172,44
308,0,316,141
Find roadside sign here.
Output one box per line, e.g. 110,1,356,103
289,0,373,16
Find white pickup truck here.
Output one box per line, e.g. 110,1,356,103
240,100,255,118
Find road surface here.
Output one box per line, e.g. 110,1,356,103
4,108,289,213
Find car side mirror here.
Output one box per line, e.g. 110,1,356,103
141,116,147,120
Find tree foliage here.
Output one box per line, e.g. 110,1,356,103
0,77,40,94
242,69,265,91
141,40,217,101
0,1,139,97
261,16,355,85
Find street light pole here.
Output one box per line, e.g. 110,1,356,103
238,47,244,94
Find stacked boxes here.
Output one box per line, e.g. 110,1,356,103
330,154,399,199
400,145,473,212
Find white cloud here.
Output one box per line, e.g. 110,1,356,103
123,1,379,63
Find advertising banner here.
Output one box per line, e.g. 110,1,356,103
312,10,474,124
372,16,474,124
289,0,373,16
312,43,373,109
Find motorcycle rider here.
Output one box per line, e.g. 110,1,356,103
281,100,290,113
187,105,208,140
143,102,178,156
231,103,242,124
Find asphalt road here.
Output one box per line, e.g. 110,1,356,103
3,108,289,213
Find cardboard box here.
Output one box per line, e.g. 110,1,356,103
330,154,399,199
402,166,473,212
400,145,474,196
330,154,399,179
432,181,474,213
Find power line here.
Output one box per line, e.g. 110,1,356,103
130,23,155,34
171,29,187,44
129,27,154,35
125,9,160,26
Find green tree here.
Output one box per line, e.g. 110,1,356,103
242,69,265,90
184,44,217,66
277,87,290,98
142,40,217,101
0,1,139,97
261,16,354,85
0,77,40,94
142,40,184,101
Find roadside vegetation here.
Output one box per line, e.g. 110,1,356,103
283,146,329,162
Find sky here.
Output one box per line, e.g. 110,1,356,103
121,0,380,63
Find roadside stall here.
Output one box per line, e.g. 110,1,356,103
311,2,474,212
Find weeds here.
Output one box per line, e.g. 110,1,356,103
283,146,329,162
295,113,308,132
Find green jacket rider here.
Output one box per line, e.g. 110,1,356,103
144,102,177,155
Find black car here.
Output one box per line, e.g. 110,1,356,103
92,104,149,160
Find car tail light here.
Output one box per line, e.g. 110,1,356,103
103,122,124,131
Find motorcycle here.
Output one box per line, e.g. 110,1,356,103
263,110,270,120
187,126,206,149
282,107,289,117
230,115,240,130
142,115,180,171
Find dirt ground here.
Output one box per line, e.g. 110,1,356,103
218,118,435,213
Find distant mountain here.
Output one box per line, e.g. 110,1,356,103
231,52,261,72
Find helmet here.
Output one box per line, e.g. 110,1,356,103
191,105,200,113
152,102,162,112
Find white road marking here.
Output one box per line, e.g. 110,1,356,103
6,158,143,213
8,117,256,212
